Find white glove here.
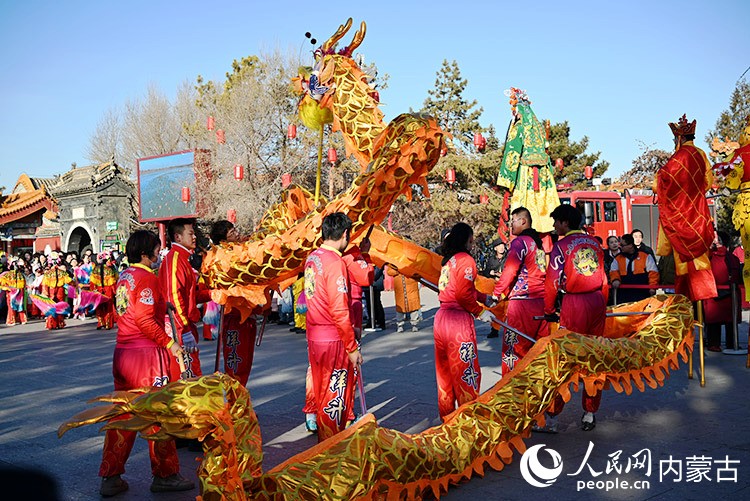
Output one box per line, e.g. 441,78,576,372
182,331,198,353
484,295,497,308
478,310,498,324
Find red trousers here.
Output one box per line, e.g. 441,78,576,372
99,345,179,477
6,309,27,325
166,321,202,379
433,306,481,419
501,298,548,375
303,365,316,414
95,286,116,329
45,286,66,330
307,339,356,442
548,290,606,416
222,312,256,386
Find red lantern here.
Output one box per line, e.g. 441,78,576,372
328,147,337,164
234,164,244,181
445,168,456,185
227,209,236,224
181,186,190,204
584,165,593,180
287,124,297,139
282,173,292,187
473,132,486,151
479,194,489,204
216,129,226,144
555,158,564,172
207,116,215,131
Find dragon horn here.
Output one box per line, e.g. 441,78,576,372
339,21,367,57
321,18,353,53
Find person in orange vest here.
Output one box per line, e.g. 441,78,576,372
387,265,422,332
610,233,659,304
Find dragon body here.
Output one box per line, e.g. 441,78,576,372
59,295,694,499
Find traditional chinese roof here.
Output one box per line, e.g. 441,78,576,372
0,174,58,224
50,160,133,197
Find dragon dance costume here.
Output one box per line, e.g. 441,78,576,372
496,88,561,235
100,263,179,479
304,244,359,441
492,230,548,375
545,230,608,415
655,115,717,301
221,308,256,387
159,243,211,379
435,252,487,419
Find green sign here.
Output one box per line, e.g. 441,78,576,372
106,221,118,231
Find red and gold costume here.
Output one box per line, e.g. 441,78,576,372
343,246,373,339
435,252,487,420
89,260,118,330
159,243,211,379
714,118,750,299
304,245,358,442
41,265,73,330
545,230,608,416
100,263,179,479
221,309,257,387
2,269,27,325
493,233,548,375
655,115,716,301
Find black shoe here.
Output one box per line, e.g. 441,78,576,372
581,412,596,431
487,329,499,338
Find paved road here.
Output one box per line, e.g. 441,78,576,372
1,291,748,500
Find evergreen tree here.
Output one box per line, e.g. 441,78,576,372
548,121,610,189
420,60,483,152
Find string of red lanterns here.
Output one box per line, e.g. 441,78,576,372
327,147,337,164
207,116,215,131
555,158,564,173
227,209,236,224
181,187,191,204
216,129,226,144
287,124,297,140
479,194,489,204
445,168,456,185
584,165,593,180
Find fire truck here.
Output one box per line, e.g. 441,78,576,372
557,188,715,249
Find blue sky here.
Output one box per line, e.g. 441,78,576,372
0,0,747,193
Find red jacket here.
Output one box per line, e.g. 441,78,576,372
159,244,210,335
438,252,486,317
545,231,609,315
493,234,546,300
115,263,172,348
305,245,357,353
342,246,373,302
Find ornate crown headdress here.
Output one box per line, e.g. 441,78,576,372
504,87,530,115
668,114,697,137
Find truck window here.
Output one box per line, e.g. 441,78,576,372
603,201,618,222
595,202,602,222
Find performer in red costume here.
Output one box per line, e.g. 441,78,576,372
492,207,548,376
89,252,118,330
434,222,497,420
98,230,194,497
159,218,211,379
655,114,717,301
41,254,73,330
304,212,363,442
209,220,257,386
4,261,28,325
544,204,609,431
